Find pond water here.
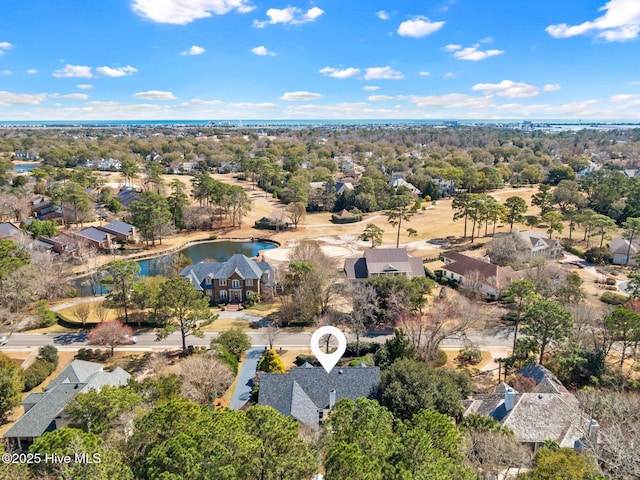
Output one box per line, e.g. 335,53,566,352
12,163,40,173
72,240,277,296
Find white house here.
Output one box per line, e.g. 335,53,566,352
514,229,562,257
609,236,638,266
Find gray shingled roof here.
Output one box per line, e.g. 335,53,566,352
463,365,586,447
99,221,135,236
344,248,424,280
0,222,22,239
180,255,276,289
77,227,113,244
258,365,380,424
3,360,130,440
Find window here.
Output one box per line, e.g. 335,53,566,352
219,290,228,299
245,279,253,286
231,279,240,288
219,279,227,286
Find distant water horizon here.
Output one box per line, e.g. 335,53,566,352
0,119,639,130
0,118,640,128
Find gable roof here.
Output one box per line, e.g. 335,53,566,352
344,248,425,280
98,221,135,236
77,227,113,245
259,365,380,424
610,236,638,255
0,222,22,239
441,252,520,289
3,360,130,440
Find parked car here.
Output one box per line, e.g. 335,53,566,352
0,336,8,346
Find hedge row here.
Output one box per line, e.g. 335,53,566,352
330,214,362,224
23,346,59,392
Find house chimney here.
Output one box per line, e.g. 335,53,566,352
504,386,516,412
484,255,491,263
329,389,336,409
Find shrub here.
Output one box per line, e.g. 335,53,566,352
431,349,448,367
605,277,617,286
585,247,612,265
344,342,380,357
34,300,57,328
23,359,55,391
564,244,585,258
37,345,59,369
215,345,239,375
212,329,251,360
294,354,316,366
600,291,629,305
349,355,375,367
457,345,482,365
257,349,286,373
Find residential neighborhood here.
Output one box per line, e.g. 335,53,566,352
1,122,640,480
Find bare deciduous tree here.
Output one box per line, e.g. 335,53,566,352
179,354,234,405
94,301,111,323
265,321,282,350
399,294,478,361
70,302,92,326
577,390,640,480
343,283,378,356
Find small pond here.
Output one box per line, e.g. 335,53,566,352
12,163,40,173
72,240,277,296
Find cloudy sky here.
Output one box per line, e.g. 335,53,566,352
0,0,639,121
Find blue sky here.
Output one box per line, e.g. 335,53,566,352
0,0,639,121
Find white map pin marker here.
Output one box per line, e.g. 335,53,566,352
310,326,347,373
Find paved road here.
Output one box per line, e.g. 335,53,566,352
0,329,513,350
229,346,264,410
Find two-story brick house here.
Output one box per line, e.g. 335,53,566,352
180,254,276,303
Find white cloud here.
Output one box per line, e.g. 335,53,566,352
27,69,38,75
132,0,255,25
611,93,640,104
251,45,276,56
2,70,12,76
410,93,494,109
543,83,561,92
368,95,396,101
0,42,13,54
472,80,540,98
229,102,279,109
77,84,93,90
419,71,430,76
253,6,324,28
443,44,461,52
96,65,138,77
177,98,224,107
53,64,93,78
182,45,206,56
397,16,445,38
444,72,455,78
364,66,404,80
363,85,380,91
62,93,89,100
280,91,323,101
134,90,177,100
546,0,640,42
319,66,360,78
0,91,46,105
376,10,389,20
450,44,504,61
